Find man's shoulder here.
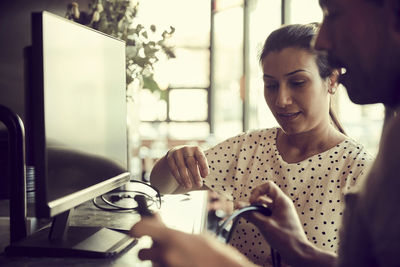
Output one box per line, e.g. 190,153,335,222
380,115,400,154
358,115,400,203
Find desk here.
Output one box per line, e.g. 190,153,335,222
0,184,208,267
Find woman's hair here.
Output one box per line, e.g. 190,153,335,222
259,23,346,134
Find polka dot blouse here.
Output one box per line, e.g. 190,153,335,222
204,127,373,266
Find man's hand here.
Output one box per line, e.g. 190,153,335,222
130,214,257,267
245,181,336,267
248,181,308,248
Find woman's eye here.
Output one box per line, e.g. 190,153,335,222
265,83,278,90
290,80,306,87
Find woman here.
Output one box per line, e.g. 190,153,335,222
149,23,373,266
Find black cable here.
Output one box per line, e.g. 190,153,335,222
129,179,162,209
215,205,281,267
92,196,135,212
215,205,266,237
92,180,162,212
102,191,156,209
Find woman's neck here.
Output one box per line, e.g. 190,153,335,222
277,124,346,164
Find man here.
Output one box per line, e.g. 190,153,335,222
130,0,400,266
313,0,400,265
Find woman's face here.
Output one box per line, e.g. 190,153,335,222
262,47,331,135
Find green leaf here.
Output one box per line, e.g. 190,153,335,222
142,75,161,93
144,45,157,58
132,56,147,68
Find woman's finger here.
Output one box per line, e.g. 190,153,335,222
185,155,203,188
194,148,209,178
182,146,203,188
174,150,194,189
166,152,185,188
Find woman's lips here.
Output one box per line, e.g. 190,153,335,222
277,111,301,120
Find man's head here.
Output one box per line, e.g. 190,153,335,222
313,0,400,107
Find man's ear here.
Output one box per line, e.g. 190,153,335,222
327,69,339,94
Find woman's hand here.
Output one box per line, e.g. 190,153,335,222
130,214,257,267
165,145,209,190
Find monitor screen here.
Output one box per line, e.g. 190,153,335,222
5,11,135,257
28,11,130,219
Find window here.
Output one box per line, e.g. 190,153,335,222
136,0,383,160
137,0,211,144
248,0,383,156
212,2,244,140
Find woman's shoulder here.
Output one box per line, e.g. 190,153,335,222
205,127,278,153
333,138,374,193
245,127,279,137
340,137,374,161
332,138,375,183
235,127,279,145
219,127,279,143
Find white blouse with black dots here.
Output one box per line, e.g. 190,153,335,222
204,127,373,266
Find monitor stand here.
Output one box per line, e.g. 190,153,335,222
5,209,137,258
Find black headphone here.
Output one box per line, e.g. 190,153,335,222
215,204,281,267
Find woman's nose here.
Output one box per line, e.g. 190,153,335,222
275,86,292,107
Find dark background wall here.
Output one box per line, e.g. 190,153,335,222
0,0,91,121
0,0,90,197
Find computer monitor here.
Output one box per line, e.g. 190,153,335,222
6,11,135,257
